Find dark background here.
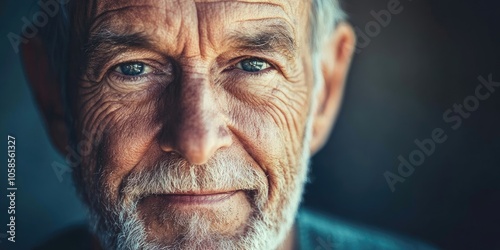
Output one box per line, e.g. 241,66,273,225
1,0,499,249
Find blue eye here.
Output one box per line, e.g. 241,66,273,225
115,62,152,76
236,58,271,72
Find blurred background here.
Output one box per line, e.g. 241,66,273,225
1,0,499,249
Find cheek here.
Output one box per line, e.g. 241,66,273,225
227,72,311,161
226,76,310,209
76,84,164,199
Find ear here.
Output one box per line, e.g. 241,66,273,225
310,22,356,154
21,36,69,155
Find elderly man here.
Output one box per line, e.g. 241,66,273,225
22,0,435,249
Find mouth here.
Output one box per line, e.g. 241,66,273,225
149,191,239,205
136,190,254,238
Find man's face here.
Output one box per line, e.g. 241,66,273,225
71,0,315,249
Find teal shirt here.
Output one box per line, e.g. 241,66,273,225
297,209,438,250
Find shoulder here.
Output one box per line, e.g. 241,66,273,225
296,208,439,250
34,224,93,250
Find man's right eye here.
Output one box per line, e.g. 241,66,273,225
114,62,153,76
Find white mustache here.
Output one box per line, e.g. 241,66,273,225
119,152,268,207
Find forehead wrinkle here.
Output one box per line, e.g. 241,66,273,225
196,0,293,22
79,0,302,65
85,4,190,57
194,1,298,57
235,17,297,39
84,0,299,35
195,0,288,11
88,5,165,35
95,0,166,13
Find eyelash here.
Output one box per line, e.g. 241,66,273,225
108,64,166,83
226,57,275,75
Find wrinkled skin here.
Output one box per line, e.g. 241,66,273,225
23,0,355,249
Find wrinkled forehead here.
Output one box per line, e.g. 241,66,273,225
91,0,302,16
72,0,310,40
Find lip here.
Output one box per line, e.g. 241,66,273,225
152,191,238,205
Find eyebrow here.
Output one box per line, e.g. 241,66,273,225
227,24,297,61
82,30,153,80
81,23,298,80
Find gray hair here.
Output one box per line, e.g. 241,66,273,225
308,0,345,107
309,0,346,53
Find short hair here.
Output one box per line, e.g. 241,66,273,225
309,0,345,53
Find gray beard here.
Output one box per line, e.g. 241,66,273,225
83,148,310,250
108,201,283,250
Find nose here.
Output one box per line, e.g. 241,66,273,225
160,73,232,165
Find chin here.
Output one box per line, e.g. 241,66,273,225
89,196,296,250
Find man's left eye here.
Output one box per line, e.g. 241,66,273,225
114,62,153,76
235,58,271,72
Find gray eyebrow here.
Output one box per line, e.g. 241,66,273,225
81,29,154,80
81,23,298,80
227,24,298,61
